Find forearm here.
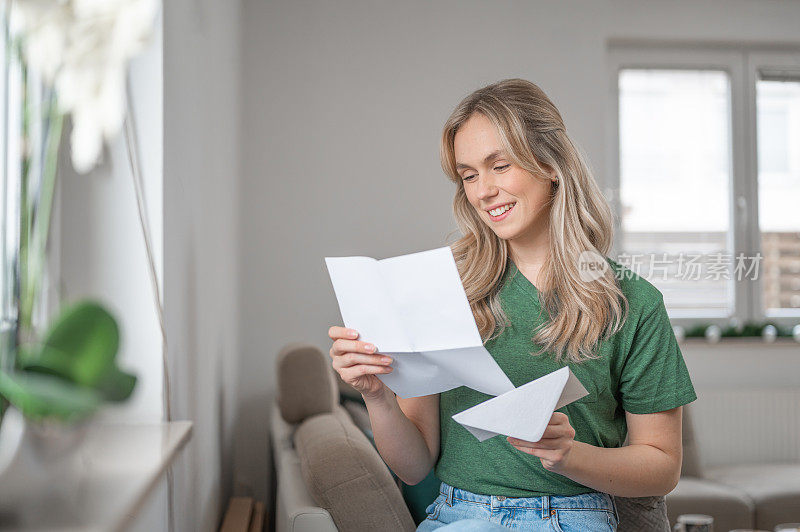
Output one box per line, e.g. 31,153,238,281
363,388,435,485
555,441,681,497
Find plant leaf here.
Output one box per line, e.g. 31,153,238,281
24,300,120,387
0,370,101,423
95,367,137,402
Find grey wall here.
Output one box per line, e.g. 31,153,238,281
164,0,241,530
238,0,800,506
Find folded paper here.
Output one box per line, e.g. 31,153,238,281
325,246,514,398
452,366,589,442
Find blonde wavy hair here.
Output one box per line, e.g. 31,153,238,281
441,78,628,364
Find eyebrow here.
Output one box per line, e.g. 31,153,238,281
455,150,505,171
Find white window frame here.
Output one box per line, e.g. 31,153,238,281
746,50,800,327
607,43,800,329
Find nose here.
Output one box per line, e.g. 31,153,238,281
475,173,499,201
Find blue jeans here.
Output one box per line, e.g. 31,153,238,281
415,481,619,531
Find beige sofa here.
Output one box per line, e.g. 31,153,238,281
271,342,800,531
271,343,416,532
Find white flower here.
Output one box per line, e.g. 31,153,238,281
14,0,157,173
14,0,71,83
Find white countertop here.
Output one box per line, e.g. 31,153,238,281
0,420,193,531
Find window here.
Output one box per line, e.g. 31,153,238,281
756,76,800,314
608,46,800,328
618,69,733,316
0,10,23,363
1,10,56,345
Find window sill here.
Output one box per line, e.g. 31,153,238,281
2,420,192,531
680,336,800,345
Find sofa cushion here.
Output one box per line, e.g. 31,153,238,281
340,397,441,525
277,343,339,424
294,405,416,532
270,402,339,532
705,463,800,530
666,476,754,531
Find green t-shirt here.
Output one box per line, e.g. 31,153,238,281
433,256,697,497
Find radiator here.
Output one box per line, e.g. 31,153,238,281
689,388,800,468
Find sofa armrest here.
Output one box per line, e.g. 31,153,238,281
271,402,338,532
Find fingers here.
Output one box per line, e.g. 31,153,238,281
507,435,567,450
330,338,379,357
340,364,393,381
542,421,575,440
507,413,574,471
509,443,570,465
508,442,541,456
505,416,575,448
332,352,394,370
327,326,393,377
328,326,359,340
539,412,574,439
547,425,575,441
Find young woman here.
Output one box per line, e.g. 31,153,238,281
328,78,696,531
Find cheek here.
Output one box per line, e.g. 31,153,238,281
463,188,482,210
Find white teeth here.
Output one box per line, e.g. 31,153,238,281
489,203,515,216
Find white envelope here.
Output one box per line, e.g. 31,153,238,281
325,246,515,398
452,366,589,442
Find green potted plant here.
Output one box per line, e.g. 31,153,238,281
0,0,157,505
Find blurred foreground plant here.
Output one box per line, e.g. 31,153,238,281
0,0,157,427
0,300,136,423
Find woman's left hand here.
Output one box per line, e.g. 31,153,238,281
506,411,576,473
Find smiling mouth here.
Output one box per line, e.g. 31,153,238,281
487,202,516,220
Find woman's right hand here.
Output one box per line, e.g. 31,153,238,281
328,326,394,400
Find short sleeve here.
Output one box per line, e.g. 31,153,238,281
619,295,697,414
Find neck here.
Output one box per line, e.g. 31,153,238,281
506,207,552,290
508,219,551,276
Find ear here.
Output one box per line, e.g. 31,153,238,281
540,163,557,181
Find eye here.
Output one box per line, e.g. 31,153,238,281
462,164,510,182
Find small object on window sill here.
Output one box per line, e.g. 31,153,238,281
681,320,799,341
705,325,722,343
763,324,778,343
680,335,798,344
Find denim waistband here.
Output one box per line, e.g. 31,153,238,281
438,480,619,521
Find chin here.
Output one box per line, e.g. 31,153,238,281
490,229,515,241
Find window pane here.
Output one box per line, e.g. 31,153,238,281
618,69,733,316
757,77,800,313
